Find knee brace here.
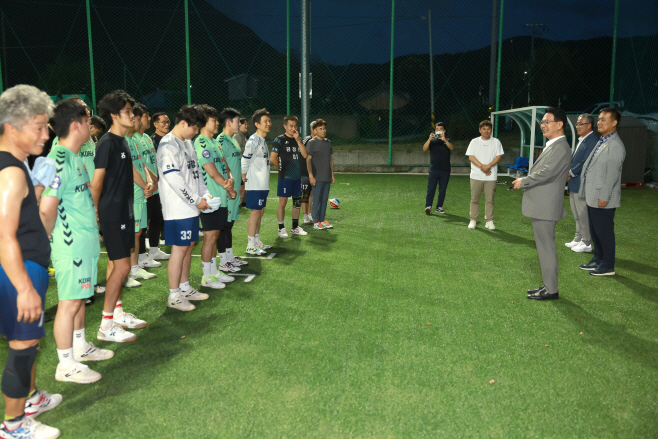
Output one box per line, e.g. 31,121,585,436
301,192,310,204
292,196,302,209
1,344,39,398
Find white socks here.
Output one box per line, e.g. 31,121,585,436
210,257,219,275
219,252,228,267
180,281,190,292
131,265,140,275
100,312,113,331
255,233,261,244
149,247,159,256
114,300,124,319
138,253,148,263
57,348,74,367
248,236,256,247
73,328,86,351
202,261,212,278
169,288,180,299
227,248,234,261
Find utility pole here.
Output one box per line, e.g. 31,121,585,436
427,9,435,125
523,23,548,105
300,0,310,137
488,0,498,108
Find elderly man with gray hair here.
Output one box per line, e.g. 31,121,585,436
565,113,599,253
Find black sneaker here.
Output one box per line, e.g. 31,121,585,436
435,207,446,214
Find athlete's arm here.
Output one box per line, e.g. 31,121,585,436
294,131,308,158
90,168,105,222
307,154,315,186
34,184,45,203
0,167,42,324
39,195,59,238
270,152,278,168
241,137,256,177
133,164,152,198
330,155,335,184
423,133,434,152
202,162,230,189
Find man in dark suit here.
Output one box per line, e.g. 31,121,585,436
513,107,571,300
578,108,626,276
565,114,599,253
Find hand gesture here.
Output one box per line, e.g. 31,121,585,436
292,128,301,141
197,197,210,211
309,175,316,186
17,287,42,324
512,178,522,190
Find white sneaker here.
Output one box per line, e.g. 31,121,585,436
199,230,204,237
55,361,102,384
168,293,196,311
485,221,496,230
24,390,62,419
572,242,592,253
468,220,476,229
213,272,235,283
230,256,248,266
257,241,272,250
246,246,266,256
132,268,157,280
565,240,580,248
150,248,170,260
1,417,60,439
278,228,289,238
113,312,147,329
159,239,166,246
218,262,240,273
201,275,226,289
123,275,142,288
291,226,308,235
74,342,114,362
303,214,312,225
183,287,209,301
94,285,105,294
139,257,161,268
97,324,137,343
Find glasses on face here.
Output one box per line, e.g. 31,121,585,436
575,123,590,127
540,120,557,126
157,120,171,125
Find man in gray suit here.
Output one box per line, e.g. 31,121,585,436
578,108,626,276
513,107,571,300
566,114,599,253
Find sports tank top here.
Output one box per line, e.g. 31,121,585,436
0,152,51,267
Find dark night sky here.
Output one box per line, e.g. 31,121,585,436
207,0,657,65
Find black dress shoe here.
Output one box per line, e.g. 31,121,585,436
527,290,559,300
590,266,615,276
527,285,546,294
579,261,599,271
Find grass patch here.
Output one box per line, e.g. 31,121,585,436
2,174,657,438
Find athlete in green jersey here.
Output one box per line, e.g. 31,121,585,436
217,107,249,268
196,135,229,208
40,99,113,384
125,106,156,287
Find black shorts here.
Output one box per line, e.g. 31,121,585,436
101,219,134,260
200,207,228,231
301,176,312,195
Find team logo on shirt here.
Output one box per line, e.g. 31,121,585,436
202,150,211,159
50,176,61,189
121,152,126,159
121,224,126,230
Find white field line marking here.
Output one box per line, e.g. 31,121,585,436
231,273,257,283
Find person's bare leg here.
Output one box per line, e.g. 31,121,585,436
277,197,287,222
131,231,141,268
3,339,40,418
106,260,113,281
54,300,83,350
181,242,195,284
247,210,260,237
256,209,265,236
167,245,189,289
103,257,130,313
292,206,300,221
200,230,218,263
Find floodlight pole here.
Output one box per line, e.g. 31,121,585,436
388,0,395,166
85,0,96,113
609,0,619,107
494,0,504,138
286,0,291,115
301,0,310,137
488,0,498,108
184,0,191,104
428,9,434,125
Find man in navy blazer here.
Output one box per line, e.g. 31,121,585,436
565,114,598,253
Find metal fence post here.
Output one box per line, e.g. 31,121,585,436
286,0,290,115
388,0,395,166
85,0,96,112
184,0,191,104
494,0,504,138
609,0,619,107
301,0,310,137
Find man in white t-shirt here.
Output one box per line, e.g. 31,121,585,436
465,120,504,230
157,105,212,312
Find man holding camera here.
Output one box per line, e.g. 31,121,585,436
423,122,453,215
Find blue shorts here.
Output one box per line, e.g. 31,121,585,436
164,216,200,246
246,190,269,210
277,179,302,198
0,260,48,341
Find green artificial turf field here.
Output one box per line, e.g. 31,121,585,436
2,173,658,438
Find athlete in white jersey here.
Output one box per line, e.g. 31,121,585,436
241,108,272,255
156,105,211,312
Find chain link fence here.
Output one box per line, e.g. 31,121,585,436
1,0,654,176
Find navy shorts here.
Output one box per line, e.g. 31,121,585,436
277,179,302,198
246,190,269,210
0,260,48,341
164,216,200,246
